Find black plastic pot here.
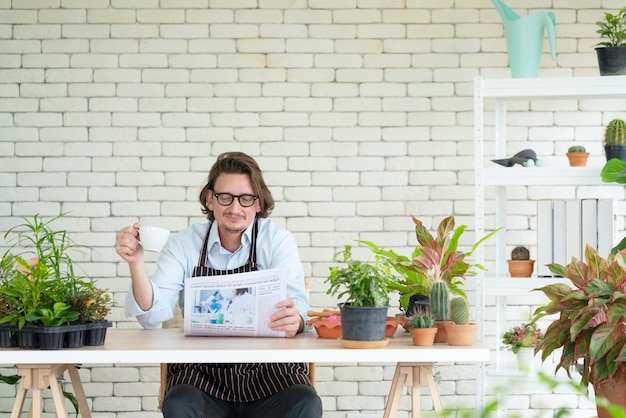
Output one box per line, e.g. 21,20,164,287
596,46,626,76
85,321,112,346
406,294,430,317
338,303,388,341
604,145,626,162
0,323,18,348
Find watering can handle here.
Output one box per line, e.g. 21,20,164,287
545,12,557,60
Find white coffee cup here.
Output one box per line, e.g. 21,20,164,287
139,226,170,252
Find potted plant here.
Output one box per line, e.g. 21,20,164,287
501,322,544,371
326,245,391,345
532,245,626,418
507,245,535,277
0,214,112,350
566,145,590,167
443,295,476,346
595,6,626,76
603,117,626,162
601,157,626,254
360,215,500,319
407,309,437,346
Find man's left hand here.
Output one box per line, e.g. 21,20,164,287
270,299,304,338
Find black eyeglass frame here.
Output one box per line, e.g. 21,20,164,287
212,192,259,207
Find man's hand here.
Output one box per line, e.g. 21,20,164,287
270,299,304,338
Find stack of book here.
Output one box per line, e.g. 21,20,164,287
537,199,617,277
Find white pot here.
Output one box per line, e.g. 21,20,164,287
516,347,535,371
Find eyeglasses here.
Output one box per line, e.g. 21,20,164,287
213,192,259,207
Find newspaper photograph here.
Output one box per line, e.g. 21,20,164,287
183,268,287,337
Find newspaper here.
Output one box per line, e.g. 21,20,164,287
183,268,287,337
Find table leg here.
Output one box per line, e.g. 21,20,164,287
383,362,444,418
10,364,91,418
66,365,91,418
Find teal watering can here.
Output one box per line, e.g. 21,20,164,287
491,0,556,78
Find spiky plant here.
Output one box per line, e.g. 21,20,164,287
511,246,530,261
450,296,470,325
604,118,626,146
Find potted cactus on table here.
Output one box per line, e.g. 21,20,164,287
507,245,535,277
443,296,476,346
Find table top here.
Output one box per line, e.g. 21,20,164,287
0,328,490,365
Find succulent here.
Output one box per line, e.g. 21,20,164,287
450,296,470,325
430,281,449,321
510,246,530,260
603,118,626,146
408,310,436,329
567,145,586,153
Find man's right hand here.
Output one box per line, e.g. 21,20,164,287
116,222,144,263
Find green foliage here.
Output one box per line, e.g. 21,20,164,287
0,214,112,328
430,281,450,321
326,245,391,307
604,118,626,146
596,7,626,47
359,214,500,313
532,245,626,387
450,295,469,325
568,145,586,153
601,158,626,253
408,310,436,329
25,302,80,327
511,245,530,260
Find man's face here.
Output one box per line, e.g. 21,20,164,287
207,173,260,236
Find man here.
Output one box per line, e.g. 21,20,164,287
116,152,322,418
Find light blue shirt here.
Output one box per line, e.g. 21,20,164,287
125,218,309,330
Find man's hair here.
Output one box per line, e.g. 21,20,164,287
199,152,274,221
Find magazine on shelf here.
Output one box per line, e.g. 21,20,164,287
183,268,287,337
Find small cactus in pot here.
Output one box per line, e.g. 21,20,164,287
444,296,476,346
566,145,589,167
508,246,535,278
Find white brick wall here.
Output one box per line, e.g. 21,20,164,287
0,0,618,416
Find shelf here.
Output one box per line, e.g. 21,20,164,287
480,276,571,296
483,166,605,186
478,75,626,99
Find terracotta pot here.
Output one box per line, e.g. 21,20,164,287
566,152,589,167
593,364,626,418
409,327,437,346
434,321,450,343
507,260,535,277
307,316,403,339
443,322,477,346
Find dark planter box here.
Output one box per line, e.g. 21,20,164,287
85,321,112,346
0,321,111,350
0,323,18,348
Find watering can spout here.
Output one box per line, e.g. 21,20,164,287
491,0,556,77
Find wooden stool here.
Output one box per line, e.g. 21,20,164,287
11,364,91,418
383,362,444,418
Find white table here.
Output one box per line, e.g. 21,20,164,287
1,328,489,418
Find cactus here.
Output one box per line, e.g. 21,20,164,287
409,311,436,329
450,296,470,325
567,145,586,153
430,281,449,321
510,246,530,260
604,118,626,146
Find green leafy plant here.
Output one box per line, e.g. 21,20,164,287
501,322,544,354
532,245,626,387
326,245,391,307
0,214,111,328
25,302,80,327
600,158,626,253
568,145,586,153
596,7,626,48
360,215,500,313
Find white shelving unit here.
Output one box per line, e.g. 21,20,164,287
473,75,626,415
